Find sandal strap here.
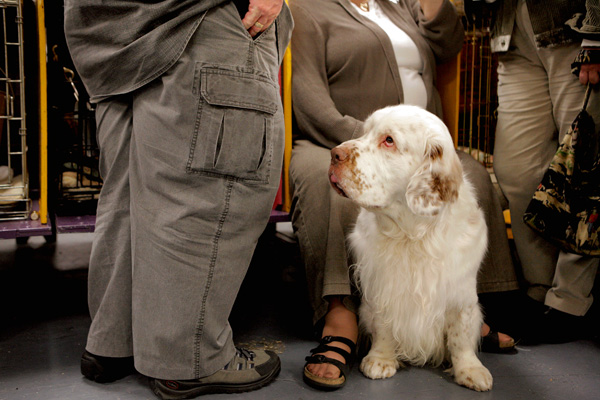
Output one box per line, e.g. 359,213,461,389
304,354,350,379
308,335,356,365
309,344,351,363
321,335,356,351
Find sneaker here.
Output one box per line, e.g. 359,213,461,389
150,347,280,399
80,350,136,383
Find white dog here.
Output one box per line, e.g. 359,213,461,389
328,105,492,392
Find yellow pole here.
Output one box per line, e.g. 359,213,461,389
282,44,292,213
36,0,48,224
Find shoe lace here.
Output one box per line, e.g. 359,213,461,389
223,347,256,371
235,347,255,361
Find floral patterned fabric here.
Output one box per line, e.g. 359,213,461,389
523,85,600,256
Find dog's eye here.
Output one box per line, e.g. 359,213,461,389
384,136,394,147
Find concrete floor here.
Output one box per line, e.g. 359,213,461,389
1,227,599,400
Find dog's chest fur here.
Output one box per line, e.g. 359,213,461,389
350,196,486,365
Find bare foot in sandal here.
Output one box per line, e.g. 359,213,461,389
481,322,517,354
304,297,358,389
481,323,514,345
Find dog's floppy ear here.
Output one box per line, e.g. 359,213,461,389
405,141,463,216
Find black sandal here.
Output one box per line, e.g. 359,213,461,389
303,335,356,391
481,330,518,354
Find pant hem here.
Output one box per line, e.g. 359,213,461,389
545,291,593,316
86,340,133,359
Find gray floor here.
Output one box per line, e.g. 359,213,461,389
1,227,599,400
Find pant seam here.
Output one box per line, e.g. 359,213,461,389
193,177,234,378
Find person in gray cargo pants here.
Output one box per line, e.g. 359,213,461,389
64,0,292,398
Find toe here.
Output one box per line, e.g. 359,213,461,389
322,364,341,379
306,348,345,378
497,332,515,347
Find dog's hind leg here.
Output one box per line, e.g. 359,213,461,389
359,307,400,380
445,304,493,391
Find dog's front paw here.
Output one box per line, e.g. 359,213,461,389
360,354,399,379
453,365,493,392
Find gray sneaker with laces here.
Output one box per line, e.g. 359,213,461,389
149,347,280,399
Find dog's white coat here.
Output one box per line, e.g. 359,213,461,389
329,105,493,391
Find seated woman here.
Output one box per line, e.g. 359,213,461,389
288,0,520,391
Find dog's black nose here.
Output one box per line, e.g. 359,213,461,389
331,146,348,164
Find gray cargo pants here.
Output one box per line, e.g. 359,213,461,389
85,2,292,379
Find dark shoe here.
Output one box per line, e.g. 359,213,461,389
535,307,588,344
506,295,547,342
519,305,589,345
80,350,135,383
303,335,356,391
150,347,280,399
480,330,518,354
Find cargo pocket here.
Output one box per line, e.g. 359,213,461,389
188,65,279,182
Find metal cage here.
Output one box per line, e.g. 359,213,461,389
43,0,102,217
54,87,102,214
0,0,30,221
457,4,499,169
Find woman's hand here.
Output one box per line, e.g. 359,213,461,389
241,0,284,37
579,63,600,85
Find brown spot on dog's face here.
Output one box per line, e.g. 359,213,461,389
345,148,372,196
345,146,358,169
329,144,372,199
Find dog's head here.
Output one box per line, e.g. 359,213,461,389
328,105,463,216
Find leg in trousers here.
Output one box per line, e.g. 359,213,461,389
493,0,599,315
86,2,289,380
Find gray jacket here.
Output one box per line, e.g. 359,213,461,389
488,0,598,52
64,0,228,102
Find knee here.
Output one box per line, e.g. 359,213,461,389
458,152,495,198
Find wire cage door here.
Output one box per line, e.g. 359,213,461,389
0,0,30,221
42,0,102,217
457,2,499,169
54,79,102,216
